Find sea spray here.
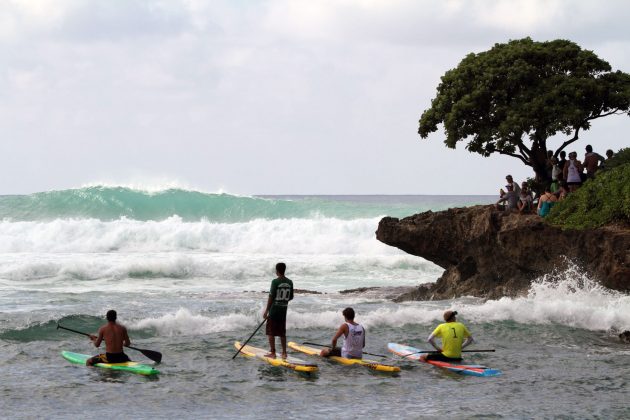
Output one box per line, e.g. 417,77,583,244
457,264,630,332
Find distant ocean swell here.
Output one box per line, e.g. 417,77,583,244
0,186,467,222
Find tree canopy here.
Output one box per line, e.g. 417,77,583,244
418,38,630,181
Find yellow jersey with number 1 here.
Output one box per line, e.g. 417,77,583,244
431,322,471,358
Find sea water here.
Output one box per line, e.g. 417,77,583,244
0,187,628,419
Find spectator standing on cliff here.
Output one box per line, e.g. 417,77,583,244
505,175,521,196
496,184,517,212
584,145,605,179
563,152,583,192
557,151,568,175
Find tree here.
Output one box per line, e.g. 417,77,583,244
418,38,630,182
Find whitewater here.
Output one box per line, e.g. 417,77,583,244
1,187,628,419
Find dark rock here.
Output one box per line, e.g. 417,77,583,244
376,205,630,301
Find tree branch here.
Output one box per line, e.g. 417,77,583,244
497,150,530,166
556,126,582,155
586,109,624,122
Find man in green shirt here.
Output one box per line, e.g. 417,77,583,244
263,262,294,359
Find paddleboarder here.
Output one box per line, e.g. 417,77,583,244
320,307,365,359
422,310,474,362
86,309,132,366
263,262,294,359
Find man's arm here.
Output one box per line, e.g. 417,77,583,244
427,333,441,352
462,335,474,349
331,324,347,349
122,326,131,347
91,327,104,348
263,295,273,319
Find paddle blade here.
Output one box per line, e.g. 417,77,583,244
130,346,162,364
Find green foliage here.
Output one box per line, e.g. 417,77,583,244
419,38,630,179
546,162,630,229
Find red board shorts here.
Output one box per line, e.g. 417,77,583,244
265,313,287,337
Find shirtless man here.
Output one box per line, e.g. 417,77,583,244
583,145,605,179
320,307,365,359
86,310,131,365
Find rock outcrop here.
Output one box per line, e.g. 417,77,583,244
376,205,630,301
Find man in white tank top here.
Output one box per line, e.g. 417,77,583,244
320,307,365,359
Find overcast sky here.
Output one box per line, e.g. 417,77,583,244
1,0,629,195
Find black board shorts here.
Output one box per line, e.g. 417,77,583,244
425,353,462,363
266,313,287,337
92,352,131,364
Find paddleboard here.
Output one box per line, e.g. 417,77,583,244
233,341,318,373
61,351,160,376
388,343,501,377
288,342,400,373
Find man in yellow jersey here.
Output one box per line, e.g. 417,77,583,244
422,310,474,362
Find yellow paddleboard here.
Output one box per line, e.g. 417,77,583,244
288,342,400,373
233,341,318,373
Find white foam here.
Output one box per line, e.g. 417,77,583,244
0,216,399,255
461,265,630,332
131,308,259,336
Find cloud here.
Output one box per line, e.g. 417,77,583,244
0,0,629,194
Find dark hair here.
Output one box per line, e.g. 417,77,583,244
276,262,286,275
560,151,566,158
586,145,593,153
106,310,117,322
342,307,355,321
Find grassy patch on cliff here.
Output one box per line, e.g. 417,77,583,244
546,149,630,229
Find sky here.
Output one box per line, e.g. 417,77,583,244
1,0,629,195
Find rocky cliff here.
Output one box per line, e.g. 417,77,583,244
376,205,630,301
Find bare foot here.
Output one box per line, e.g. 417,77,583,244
281,353,288,359
264,352,276,359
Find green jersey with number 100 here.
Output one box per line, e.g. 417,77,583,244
269,277,294,318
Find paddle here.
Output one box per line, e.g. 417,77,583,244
56,324,162,364
232,318,267,359
401,349,495,358
303,342,388,358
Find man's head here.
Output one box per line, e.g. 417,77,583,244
560,151,566,159
506,175,513,182
569,151,577,159
106,310,117,322
342,307,355,321
276,262,286,276
443,310,457,322
585,145,593,153
606,149,614,159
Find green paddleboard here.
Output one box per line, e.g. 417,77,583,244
61,351,160,376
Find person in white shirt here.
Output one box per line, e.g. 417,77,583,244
320,307,365,359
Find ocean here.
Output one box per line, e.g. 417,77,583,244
0,187,628,419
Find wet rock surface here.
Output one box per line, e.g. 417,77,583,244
376,205,630,301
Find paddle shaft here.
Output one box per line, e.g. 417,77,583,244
56,324,162,363
232,318,267,359
303,342,387,358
